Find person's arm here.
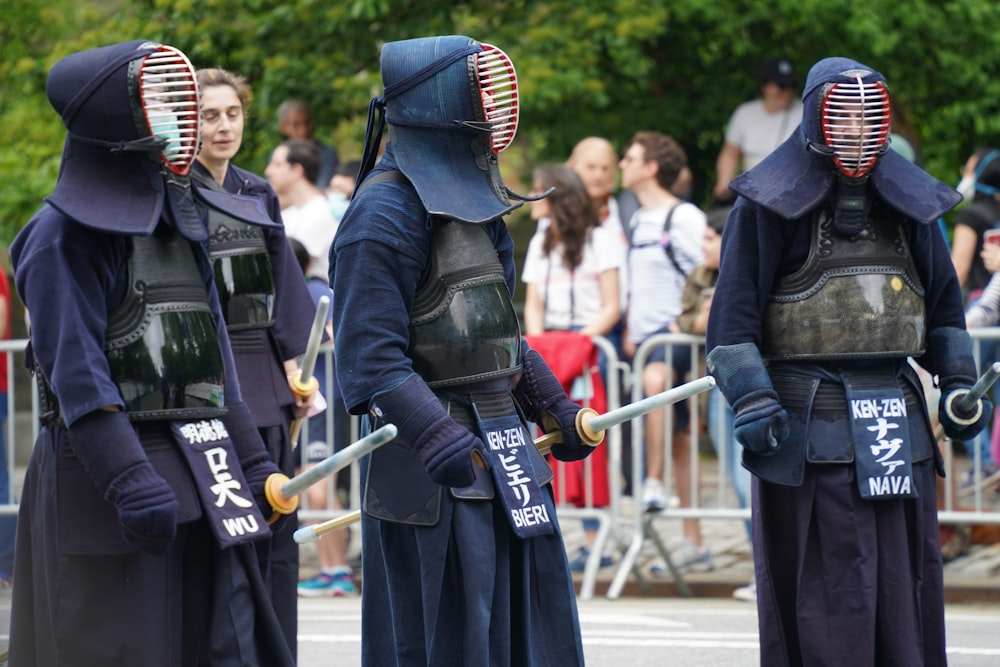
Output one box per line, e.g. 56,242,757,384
713,142,742,200
580,267,620,337
950,223,978,287
523,282,545,336
966,274,1000,329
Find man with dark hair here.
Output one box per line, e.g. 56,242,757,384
277,97,339,188
618,131,711,572
266,138,337,280
707,56,987,665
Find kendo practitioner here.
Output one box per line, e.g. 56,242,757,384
191,67,318,659
330,36,592,666
706,57,991,666
9,41,296,667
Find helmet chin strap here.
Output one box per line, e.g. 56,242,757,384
832,175,871,236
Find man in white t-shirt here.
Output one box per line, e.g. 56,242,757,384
266,139,338,280
619,131,711,570
712,56,803,205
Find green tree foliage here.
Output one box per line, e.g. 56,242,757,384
3,0,1000,243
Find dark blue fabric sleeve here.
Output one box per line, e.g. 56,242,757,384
330,179,429,415
10,208,129,425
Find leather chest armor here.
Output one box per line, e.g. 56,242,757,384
762,206,926,360
407,220,522,388
40,229,228,424
204,192,276,332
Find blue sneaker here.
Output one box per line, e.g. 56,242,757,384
298,571,356,598
567,547,614,573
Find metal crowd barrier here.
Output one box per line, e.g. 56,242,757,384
4,329,1000,598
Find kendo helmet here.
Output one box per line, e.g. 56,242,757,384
357,35,531,224
729,56,961,225
801,57,892,179
45,40,203,236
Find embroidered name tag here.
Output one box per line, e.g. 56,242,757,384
171,419,271,547
848,393,917,500
476,409,554,538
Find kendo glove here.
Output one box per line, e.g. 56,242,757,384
68,409,179,553
924,327,994,441
370,374,487,488
513,346,597,462
225,402,296,523
707,343,788,455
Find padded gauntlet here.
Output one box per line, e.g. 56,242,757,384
225,401,292,520
706,343,788,455
512,347,591,462
68,409,179,553
370,374,487,488
923,327,993,441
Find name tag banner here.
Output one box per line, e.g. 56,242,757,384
841,373,917,500
472,405,554,538
170,419,271,547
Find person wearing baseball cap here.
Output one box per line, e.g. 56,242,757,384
712,56,803,205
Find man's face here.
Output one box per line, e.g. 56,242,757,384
571,144,618,202
619,143,651,191
761,81,796,110
279,109,311,140
264,145,297,195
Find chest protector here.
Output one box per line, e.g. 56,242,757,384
202,188,276,332
103,230,227,420
407,220,522,388
762,206,926,360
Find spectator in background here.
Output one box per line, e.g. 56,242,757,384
522,164,621,340
676,205,755,600
289,238,357,598
618,131,711,573
277,97,339,189
266,139,338,281
326,159,361,222
566,136,631,356
950,148,1000,490
950,148,1000,299
521,164,621,571
0,268,14,590
712,56,803,206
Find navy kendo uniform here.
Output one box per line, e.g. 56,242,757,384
9,41,295,667
330,36,591,666
707,57,989,666
192,156,316,658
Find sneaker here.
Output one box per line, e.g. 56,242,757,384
732,580,757,602
642,478,666,513
958,465,1000,498
298,571,356,598
649,540,714,577
567,547,614,573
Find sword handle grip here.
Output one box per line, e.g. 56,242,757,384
575,408,604,447
264,473,299,525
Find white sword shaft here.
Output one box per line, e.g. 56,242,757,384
281,424,396,499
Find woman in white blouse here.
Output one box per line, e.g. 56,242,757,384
522,164,621,337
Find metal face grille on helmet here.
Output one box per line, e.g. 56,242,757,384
476,44,519,153
139,46,200,175
821,79,892,178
